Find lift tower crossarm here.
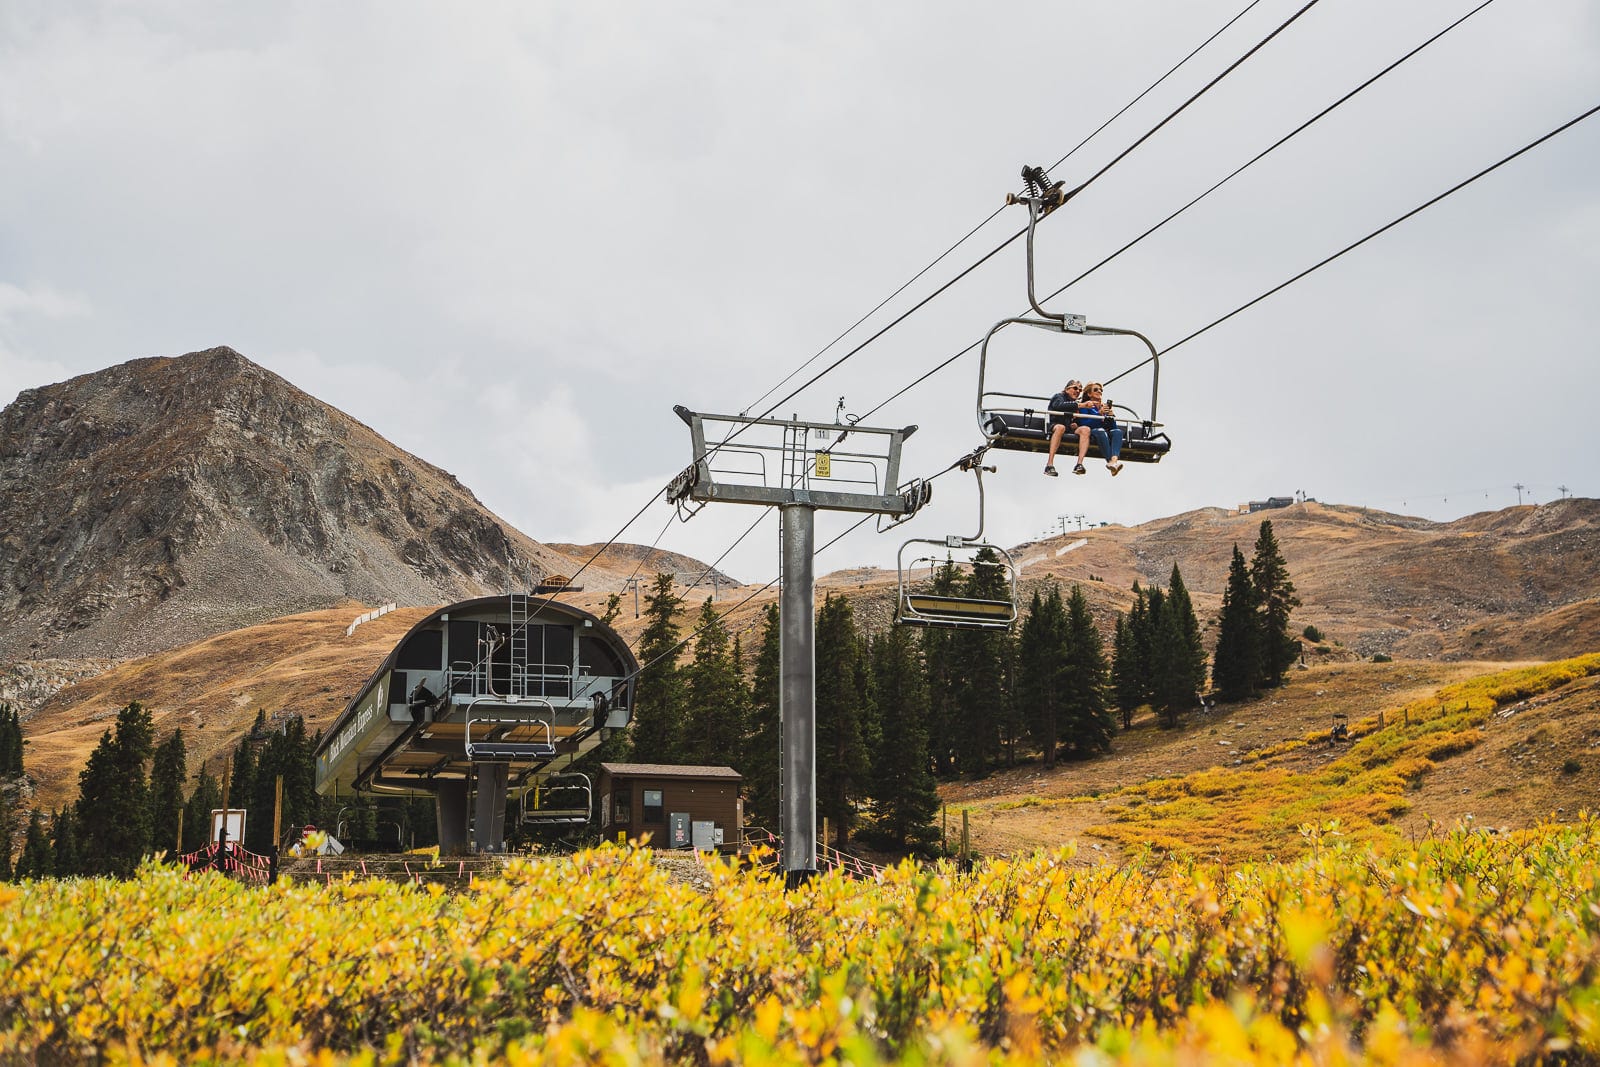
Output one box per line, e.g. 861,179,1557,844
669,405,921,515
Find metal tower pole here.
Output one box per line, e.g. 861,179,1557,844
779,503,817,885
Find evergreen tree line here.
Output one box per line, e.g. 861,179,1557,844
2,703,437,880
621,521,1298,855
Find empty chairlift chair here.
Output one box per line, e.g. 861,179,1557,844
464,698,558,762
895,454,1017,631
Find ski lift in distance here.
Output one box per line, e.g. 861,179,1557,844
976,165,1172,464
896,449,1018,630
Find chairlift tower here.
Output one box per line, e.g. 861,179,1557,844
669,406,925,884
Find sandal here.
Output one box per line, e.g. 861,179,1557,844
1044,465,1058,477
1109,461,1123,476
1073,464,1087,475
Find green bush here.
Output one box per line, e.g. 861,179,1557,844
1372,653,1392,663
1302,624,1324,642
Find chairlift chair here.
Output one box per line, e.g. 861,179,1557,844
976,165,1173,465
463,697,558,762
520,771,593,828
896,538,1019,630
894,451,1018,630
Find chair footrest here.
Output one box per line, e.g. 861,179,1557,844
466,743,556,760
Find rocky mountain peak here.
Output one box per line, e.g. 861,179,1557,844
0,347,599,661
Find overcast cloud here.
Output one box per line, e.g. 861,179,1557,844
3,0,1597,587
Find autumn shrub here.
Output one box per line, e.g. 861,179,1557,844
3,820,1600,1064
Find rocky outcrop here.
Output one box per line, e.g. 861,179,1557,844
0,347,605,661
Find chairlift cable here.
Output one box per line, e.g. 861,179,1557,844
1044,0,1270,177
1105,100,1600,386
1054,0,1322,208
721,0,1305,442
737,205,1008,419
616,510,681,592
585,8,1562,687
1038,0,1499,310
856,0,1504,427
747,231,1026,424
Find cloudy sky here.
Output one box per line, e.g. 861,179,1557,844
3,1,1596,586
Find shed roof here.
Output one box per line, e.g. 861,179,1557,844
600,762,742,780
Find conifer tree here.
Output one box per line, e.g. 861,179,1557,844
683,599,749,767
868,625,939,852
742,604,781,830
1250,520,1302,688
278,717,321,840
1149,601,1196,728
1016,587,1071,768
1125,584,1156,706
227,713,262,833
10,706,22,777
0,703,23,778
814,593,872,846
949,548,1011,777
182,766,223,853
919,562,961,778
630,573,688,763
74,701,154,877
1060,585,1116,757
246,717,308,852
16,809,52,879
0,794,12,880
1164,564,1209,702
1110,613,1141,729
147,729,187,859
996,633,1024,768
853,635,882,763
50,806,81,876
1212,545,1261,702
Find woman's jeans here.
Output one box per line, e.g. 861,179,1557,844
1088,422,1123,461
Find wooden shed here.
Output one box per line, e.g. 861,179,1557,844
598,763,742,852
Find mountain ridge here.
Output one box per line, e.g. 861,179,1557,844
0,347,628,662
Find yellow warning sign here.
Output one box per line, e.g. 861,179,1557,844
815,452,831,478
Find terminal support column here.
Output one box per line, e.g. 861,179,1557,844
779,503,816,885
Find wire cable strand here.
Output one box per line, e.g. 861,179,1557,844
1044,0,1498,309
738,205,1007,419
858,0,1503,426
736,0,1270,427
1107,100,1600,385
753,2,1318,424
1046,0,1270,176
1060,0,1320,207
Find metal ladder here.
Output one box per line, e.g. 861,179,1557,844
781,420,810,490
508,591,528,698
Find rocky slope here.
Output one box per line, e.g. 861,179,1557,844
0,347,617,662
545,543,742,596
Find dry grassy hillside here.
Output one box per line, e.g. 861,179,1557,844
937,658,1600,862
16,604,428,811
